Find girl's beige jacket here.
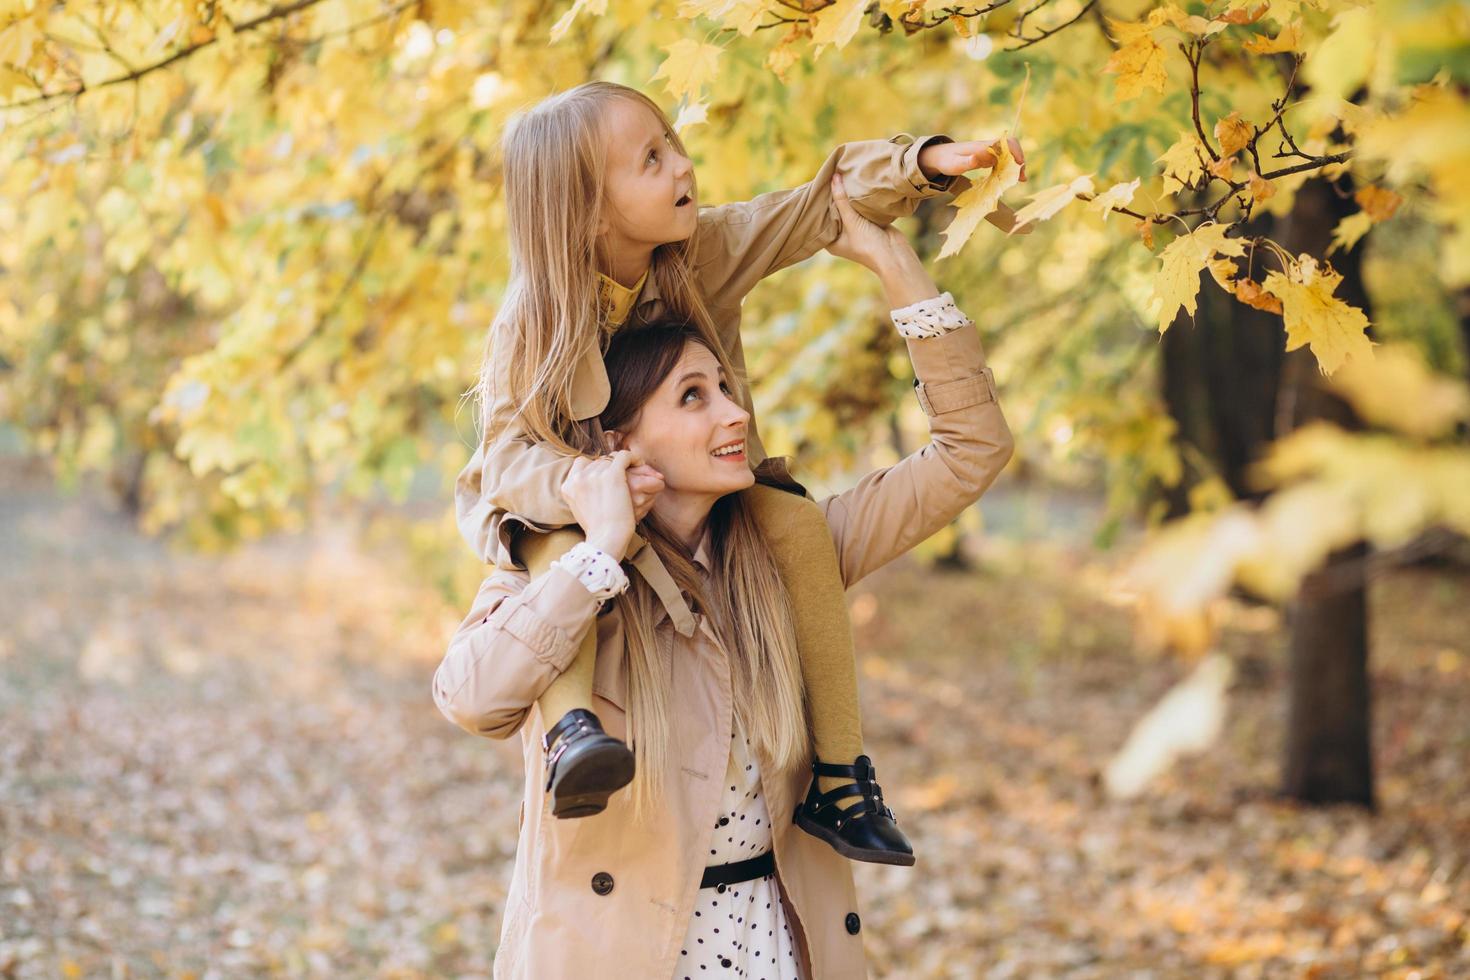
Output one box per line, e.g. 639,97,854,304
432,321,1015,978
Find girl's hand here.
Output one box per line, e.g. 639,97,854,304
560,450,642,560
825,173,913,272
626,463,664,522
918,136,1027,183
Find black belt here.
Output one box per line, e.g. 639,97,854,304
700,850,774,889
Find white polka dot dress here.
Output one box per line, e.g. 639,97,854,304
674,717,800,980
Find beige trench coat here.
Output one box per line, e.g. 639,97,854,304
454,132,981,574
432,320,1015,978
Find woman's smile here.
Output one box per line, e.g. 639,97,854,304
710,439,744,461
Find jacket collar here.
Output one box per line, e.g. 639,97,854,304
596,269,647,327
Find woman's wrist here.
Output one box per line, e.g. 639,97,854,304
873,249,940,309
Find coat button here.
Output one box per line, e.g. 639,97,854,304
845,912,861,935
590,871,614,896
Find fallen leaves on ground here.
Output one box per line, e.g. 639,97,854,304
1,464,1466,977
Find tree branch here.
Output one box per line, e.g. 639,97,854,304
3,0,336,110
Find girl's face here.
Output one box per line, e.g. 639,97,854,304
597,99,699,253
615,341,754,503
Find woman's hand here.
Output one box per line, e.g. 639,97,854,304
826,173,940,308
560,450,644,561
824,173,914,272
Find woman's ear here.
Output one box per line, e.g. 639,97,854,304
604,430,625,452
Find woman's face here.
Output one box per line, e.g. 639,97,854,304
615,340,755,502
597,99,699,250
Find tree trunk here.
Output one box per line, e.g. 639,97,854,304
1274,173,1378,810
1283,540,1375,805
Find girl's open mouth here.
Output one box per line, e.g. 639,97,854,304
675,193,692,207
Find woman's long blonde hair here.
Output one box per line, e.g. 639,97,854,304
474,81,720,453
590,323,810,819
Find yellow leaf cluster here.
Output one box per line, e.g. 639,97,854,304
1327,343,1470,441
1261,254,1374,376
651,38,724,101
1150,223,1246,333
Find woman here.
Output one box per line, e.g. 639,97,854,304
432,173,1014,979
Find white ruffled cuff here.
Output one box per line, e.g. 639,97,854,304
890,291,973,339
550,541,630,604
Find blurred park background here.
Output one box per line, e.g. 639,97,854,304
2,0,1468,976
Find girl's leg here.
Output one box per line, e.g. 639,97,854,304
742,483,914,866
515,527,634,818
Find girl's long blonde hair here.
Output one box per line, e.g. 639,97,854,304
474,81,720,453
591,323,809,818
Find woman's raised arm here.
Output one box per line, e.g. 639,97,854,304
814,176,1016,588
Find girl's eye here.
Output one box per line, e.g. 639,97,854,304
682,386,700,404
647,147,658,165
719,381,732,396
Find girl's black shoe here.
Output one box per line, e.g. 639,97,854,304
541,708,635,818
793,754,916,866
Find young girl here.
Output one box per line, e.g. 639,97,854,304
433,175,1014,977
454,80,1026,865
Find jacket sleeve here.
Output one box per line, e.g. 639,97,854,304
691,133,961,317
454,322,579,569
431,564,601,739
817,310,1015,588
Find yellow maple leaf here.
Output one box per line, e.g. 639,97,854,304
1088,178,1140,219
1103,29,1169,102
678,0,768,37
1327,211,1373,255
1150,223,1247,333
1262,255,1375,376
1157,133,1208,195
1354,185,1403,222
1214,111,1253,157
673,99,709,134
1206,256,1239,290
652,39,724,101
1008,174,1095,234
811,0,867,50
549,0,608,42
765,41,799,81
938,136,1022,259
1243,21,1302,53
1329,343,1470,440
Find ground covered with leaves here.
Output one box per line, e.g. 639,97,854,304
2,460,1466,978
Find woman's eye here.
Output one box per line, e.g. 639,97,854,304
647,148,658,165
682,387,700,404
719,381,732,395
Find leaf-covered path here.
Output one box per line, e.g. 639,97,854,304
2,461,1466,978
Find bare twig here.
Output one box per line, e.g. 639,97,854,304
4,0,335,110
